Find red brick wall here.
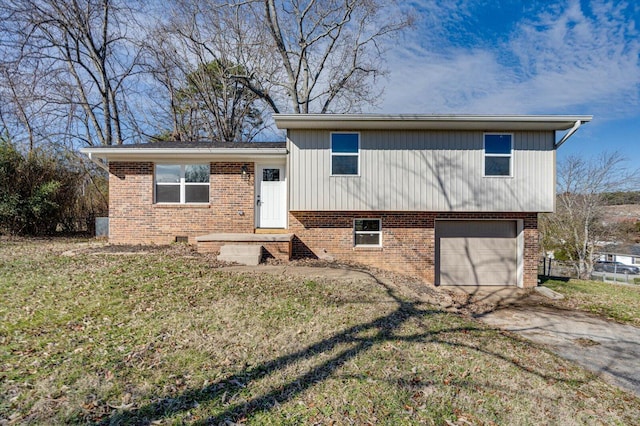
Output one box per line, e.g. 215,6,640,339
289,211,539,288
108,161,255,244
522,214,539,288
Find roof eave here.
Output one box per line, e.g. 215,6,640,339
273,114,593,131
80,147,288,164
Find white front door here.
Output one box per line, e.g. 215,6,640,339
256,165,286,228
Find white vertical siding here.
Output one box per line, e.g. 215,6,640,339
288,129,556,212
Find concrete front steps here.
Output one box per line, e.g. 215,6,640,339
195,232,294,265
217,244,262,266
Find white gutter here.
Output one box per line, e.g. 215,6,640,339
80,147,287,156
554,120,583,149
80,146,288,167
274,114,593,131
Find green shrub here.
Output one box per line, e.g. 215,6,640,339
0,139,93,235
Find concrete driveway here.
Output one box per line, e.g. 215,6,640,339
475,298,640,397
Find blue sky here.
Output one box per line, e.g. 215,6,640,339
374,0,640,173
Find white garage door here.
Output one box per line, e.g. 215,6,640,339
436,220,517,286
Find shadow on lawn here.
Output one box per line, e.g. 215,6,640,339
104,270,582,425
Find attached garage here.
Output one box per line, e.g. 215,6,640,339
435,220,522,286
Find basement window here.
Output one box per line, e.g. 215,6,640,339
354,219,381,247
155,164,210,204
484,134,512,177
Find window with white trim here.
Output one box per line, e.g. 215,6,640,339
155,164,210,204
331,133,359,175
484,134,512,176
354,219,381,247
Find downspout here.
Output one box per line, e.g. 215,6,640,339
554,120,583,149
87,153,110,173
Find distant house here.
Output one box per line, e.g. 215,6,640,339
81,114,591,288
598,245,640,266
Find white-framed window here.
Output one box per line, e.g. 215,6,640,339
155,164,210,204
331,132,359,175
354,218,381,247
484,133,512,177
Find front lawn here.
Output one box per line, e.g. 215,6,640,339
1,239,639,425
543,278,640,327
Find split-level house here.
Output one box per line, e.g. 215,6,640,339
82,114,591,288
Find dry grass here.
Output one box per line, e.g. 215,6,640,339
543,278,640,327
1,238,639,425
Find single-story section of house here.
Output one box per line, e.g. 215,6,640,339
81,114,591,288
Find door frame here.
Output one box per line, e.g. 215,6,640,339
254,162,287,229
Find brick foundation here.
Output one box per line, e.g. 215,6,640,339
289,211,539,288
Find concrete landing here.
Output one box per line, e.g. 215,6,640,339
195,233,293,242
218,244,262,266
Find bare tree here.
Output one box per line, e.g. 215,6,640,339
0,67,38,151
141,23,265,143
175,60,264,142
138,30,185,141
0,55,63,151
161,0,411,116
540,152,640,279
257,0,412,113
0,0,144,146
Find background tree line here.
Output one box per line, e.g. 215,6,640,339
0,0,411,149
601,191,640,205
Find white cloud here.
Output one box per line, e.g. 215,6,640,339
379,0,640,118
381,47,507,113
